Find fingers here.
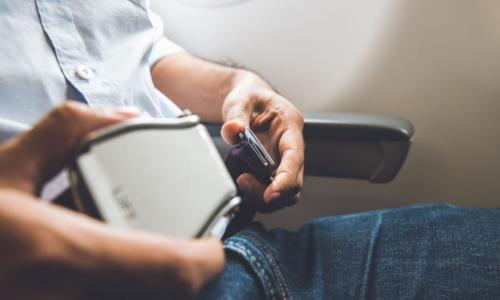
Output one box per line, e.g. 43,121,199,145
0,191,224,299
0,102,138,195
224,93,305,212
90,230,224,298
221,120,246,145
238,172,299,213
77,219,224,298
263,125,304,211
238,125,303,212
236,173,266,209
220,93,256,145
181,238,225,291
221,77,305,212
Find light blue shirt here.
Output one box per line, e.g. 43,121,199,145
0,0,186,199
0,0,183,142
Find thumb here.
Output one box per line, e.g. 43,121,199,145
221,104,251,145
221,121,246,145
0,102,138,194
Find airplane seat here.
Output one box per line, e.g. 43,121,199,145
151,0,416,227
206,113,414,184
151,0,500,228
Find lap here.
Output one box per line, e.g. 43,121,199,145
199,204,500,300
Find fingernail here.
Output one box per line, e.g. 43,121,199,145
268,192,281,202
237,178,251,194
95,106,141,118
114,106,141,117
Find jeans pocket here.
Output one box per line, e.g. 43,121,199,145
224,233,292,300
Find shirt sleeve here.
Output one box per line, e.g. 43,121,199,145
148,11,185,68
0,118,29,144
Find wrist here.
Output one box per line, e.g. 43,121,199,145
223,69,249,99
230,70,272,93
0,143,39,195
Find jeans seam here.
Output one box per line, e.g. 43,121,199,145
225,241,278,300
359,212,383,299
241,232,292,300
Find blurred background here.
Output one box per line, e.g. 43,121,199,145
151,0,500,229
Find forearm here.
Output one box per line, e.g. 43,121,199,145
152,53,304,211
151,52,252,123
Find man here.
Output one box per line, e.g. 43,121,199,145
0,1,499,299
0,1,302,298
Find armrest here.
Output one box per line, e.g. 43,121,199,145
205,112,414,183
302,113,413,183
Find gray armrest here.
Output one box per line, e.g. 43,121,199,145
205,112,414,183
302,113,413,183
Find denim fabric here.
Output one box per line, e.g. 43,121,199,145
199,204,500,299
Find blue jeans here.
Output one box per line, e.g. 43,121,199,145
198,204,500,299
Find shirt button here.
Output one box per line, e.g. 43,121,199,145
75,65,94,80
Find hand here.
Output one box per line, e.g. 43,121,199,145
221,72,305,213
0,103,224,300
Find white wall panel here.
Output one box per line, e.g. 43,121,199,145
152,0,500,228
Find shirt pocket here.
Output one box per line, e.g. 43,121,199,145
70,0,154,59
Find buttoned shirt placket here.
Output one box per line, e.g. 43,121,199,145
35,0,124,107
